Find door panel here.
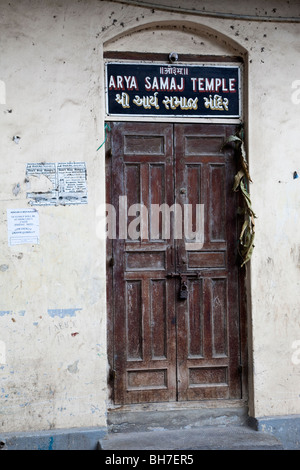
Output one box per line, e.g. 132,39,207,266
174,124,240,401
107,121,241,404
110,122,176,404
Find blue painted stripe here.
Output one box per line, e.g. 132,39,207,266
47,308,82,318
0,310,26,317
0,311,12,316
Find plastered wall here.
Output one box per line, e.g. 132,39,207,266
0,0,107,432
0,0,299,433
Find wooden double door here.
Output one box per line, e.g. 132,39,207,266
106,122,243,405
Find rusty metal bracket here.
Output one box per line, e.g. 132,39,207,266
167,271,202,279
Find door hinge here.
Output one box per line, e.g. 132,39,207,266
109,256,115,267
238,363,243,374
109,368,116,383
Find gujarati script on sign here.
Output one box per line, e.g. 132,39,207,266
106,63,241,118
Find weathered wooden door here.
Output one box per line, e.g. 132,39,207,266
106,122,242,404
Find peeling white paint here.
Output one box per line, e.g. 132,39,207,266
26,174,53,193
67,360,79,374
0,341,6,364
0,80,6,104
0,265,9,272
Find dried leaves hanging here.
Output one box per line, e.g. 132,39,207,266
222,128,256,267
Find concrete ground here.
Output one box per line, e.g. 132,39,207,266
99,405,284,450
99,424,283,450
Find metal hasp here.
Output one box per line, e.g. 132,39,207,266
179,278,188,300
167,271,202,301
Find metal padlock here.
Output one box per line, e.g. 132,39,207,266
179,281,188,300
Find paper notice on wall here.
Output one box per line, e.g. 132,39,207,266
26,162,88,206
7,209,40,246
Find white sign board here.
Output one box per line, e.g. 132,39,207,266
7,209,40,246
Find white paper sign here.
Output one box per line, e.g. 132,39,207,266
7,209,40,246
26,162,88,205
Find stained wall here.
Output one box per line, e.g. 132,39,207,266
0,0,299,433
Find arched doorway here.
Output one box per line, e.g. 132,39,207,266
104,21,249,412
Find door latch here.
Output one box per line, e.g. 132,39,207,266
179,278,188,300
167,271,202,301
167,272,191,300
